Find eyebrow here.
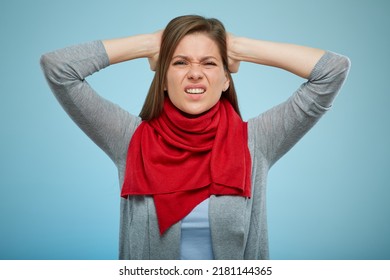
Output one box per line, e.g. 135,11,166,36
171,55,219,61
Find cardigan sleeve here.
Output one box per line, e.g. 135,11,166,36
40,41,141,166
248,51,351,167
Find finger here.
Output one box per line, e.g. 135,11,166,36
148,57,156,71
229,61,240,73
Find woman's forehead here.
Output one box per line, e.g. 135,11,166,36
173,33,221,59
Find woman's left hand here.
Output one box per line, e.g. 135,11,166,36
227,33,240,73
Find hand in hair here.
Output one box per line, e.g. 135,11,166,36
103,31,162,67
227,33,241,73
148,30,163,71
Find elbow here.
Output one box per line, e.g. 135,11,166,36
40,52,58,77
338,55,352,80
39,53,49,69
326,53,351,86
39,52,68,87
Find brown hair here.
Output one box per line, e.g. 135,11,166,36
139,15,241,120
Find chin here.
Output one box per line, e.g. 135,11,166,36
181,109,207,117
179,104,211,117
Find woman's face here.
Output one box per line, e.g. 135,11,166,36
165,33,229,116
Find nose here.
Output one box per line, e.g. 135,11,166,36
187,64,203,80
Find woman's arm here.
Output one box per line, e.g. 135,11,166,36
103,31,161,69
40,37,156,166
232,35,351,166
228,35,325,78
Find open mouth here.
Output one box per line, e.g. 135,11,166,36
185,88,205,94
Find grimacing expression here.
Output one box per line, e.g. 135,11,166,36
165,33,230,116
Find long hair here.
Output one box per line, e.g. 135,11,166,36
139,15,241,120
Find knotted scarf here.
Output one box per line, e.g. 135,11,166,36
121,98,251,234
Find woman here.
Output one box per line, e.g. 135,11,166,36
40,15,350,260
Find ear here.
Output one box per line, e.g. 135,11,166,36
163,81,167,91
223,72,230,92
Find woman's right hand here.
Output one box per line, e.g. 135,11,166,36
147,30,163,71
103,31,162,67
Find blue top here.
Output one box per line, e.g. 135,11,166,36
180,198,214,259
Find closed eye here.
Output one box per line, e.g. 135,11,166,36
171,57,219,68
172,60,189,66
203,61,217,66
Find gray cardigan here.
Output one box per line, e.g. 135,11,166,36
40,41,350,259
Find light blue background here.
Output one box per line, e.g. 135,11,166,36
1,0,389,260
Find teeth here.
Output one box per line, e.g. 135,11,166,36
186,88,205,94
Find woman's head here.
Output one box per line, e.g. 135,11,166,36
140,15,240,120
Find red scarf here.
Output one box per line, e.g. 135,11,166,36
121,98,251,234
